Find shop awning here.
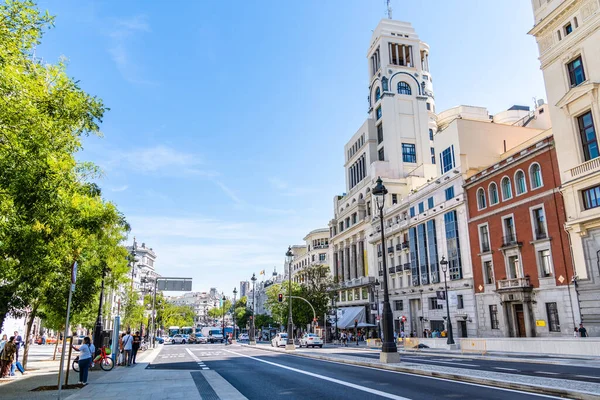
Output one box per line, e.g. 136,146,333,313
336,306,366,329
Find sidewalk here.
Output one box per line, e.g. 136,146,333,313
246,343,600,400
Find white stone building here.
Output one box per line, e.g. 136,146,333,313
529,0,600,335
328,18,439,327
166,290,222,327
290,229,330,284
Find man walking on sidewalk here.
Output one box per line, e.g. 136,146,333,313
122,330,133,366
131,331,141,364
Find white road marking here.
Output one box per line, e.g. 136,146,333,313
238,347,565,399
493,367,519,371
575,375,600,380
186,348,210,370
223,349,413,400
536,371,560,375
402,357,479,367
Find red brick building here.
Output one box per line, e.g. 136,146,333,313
465,134,576,337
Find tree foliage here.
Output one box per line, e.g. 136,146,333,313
0,0,129,358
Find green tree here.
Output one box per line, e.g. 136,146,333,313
234,296,251,329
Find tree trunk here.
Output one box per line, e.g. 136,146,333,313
22,303,38,369
53,333,60,361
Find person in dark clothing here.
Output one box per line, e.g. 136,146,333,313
13,331,22,363
131,331,141,364
578,323,588,338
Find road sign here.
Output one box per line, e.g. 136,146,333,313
157,278,192,291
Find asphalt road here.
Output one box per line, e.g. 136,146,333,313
149,343,567,399
335,351,600,383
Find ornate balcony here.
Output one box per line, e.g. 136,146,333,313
569,156,600,179
388,246,395,254
496,277,531,290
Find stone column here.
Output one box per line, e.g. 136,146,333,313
357,240,365,277
523,302,534,338
350,243,357,280
501,303,511,338
333,251,339,281
344,246,351,282
338,250,344,281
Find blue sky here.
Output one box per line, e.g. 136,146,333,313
36,0,546,297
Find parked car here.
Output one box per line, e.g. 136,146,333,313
271,332,288,347
172,334,186,344
299,333,323,348
238,333,249,341
196,334,208,344
155,337,165,344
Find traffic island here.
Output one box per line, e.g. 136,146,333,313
285,344,296,351
379,352,400,363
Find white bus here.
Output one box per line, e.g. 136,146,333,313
168,326,180,337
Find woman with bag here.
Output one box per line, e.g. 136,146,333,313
72,337,94,385
1,336,16,378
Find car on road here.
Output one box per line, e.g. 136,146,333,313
172,334,186,344
271,332,288,347
155,337,165,344
299,333,323,348
238,333,249,341
196,334,208,344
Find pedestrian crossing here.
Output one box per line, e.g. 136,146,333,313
186,348,210,370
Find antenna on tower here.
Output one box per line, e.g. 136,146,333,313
386,0,393,19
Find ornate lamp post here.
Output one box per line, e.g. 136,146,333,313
92,265,107,357
221,294,226,344
374,279,381,339
285,246,295,350
249,273,257,345
232,288,238,341
440,256,455,345
372,177,400,363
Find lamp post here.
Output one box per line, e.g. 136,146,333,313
249,273,257,345
221,294,226,344
285,246,295,350
129,239,137,292
92,265,107,357
233,288,237,341
372,177,400,363
332,294,338,344
374,279,381,339
440,256,455,346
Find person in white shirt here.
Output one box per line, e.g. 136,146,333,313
122,330,133,366
72,337,94,384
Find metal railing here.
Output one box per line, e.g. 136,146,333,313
395,244,402,251
388,267,395,274
403,263,411,271
502,234,518,247
388,246,395,253
481,242,490,252
535,229,548,240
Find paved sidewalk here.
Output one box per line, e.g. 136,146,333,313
246,343,600,400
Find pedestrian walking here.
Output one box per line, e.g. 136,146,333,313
578,323,588,338
131,331,141,364
0,336,16,378
13,331,22,363
341,332,348,347
72,337,94,385
123,330,133,366
118,333,125,366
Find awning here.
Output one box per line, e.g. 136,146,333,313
356,322,376,328
336,306,366,329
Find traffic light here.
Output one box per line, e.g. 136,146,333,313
278,293,283,303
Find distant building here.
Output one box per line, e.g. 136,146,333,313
166,290,221,327
240,281,249,298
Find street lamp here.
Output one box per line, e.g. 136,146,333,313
129,239,137,292
285,246,295,350
374,279,381,339
221,294,226,344
249,273,257,345
232,287,238,341
92,266,107,357
439,256,455,345
372,177,400,363
332,294,338,344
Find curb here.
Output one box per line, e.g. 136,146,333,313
242,344,599,400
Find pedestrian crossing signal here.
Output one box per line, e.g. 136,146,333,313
278,293,283,303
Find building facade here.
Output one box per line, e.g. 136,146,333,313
369,104,549,338
290,229,330,284
240,281,249,298
329,18,438,326
529,0,600,335
466,134,577,337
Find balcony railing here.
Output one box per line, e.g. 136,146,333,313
402,242,409,249
378,270,383,276
481,243,491,252
502,234,518,247
395,265,403,273
497,277,531,290
388,246,395,254
388,267,395,274
535,229,548,240
378,251,383,257
403,263,411,271
569,156,600,178
395,244,402,251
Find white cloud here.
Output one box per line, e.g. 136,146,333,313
110,185,129,192
268,177,314,197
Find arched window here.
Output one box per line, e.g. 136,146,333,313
397,81,411,95
501,177,512,200
515,170,527,195
489,183,499,205
477,188,487,210
530,163,543,189
375,87,381,101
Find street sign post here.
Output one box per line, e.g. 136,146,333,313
58,261,77,399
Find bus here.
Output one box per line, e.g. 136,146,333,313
180,326,194,335
168,326,180,337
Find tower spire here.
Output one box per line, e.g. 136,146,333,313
386,0,392,19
